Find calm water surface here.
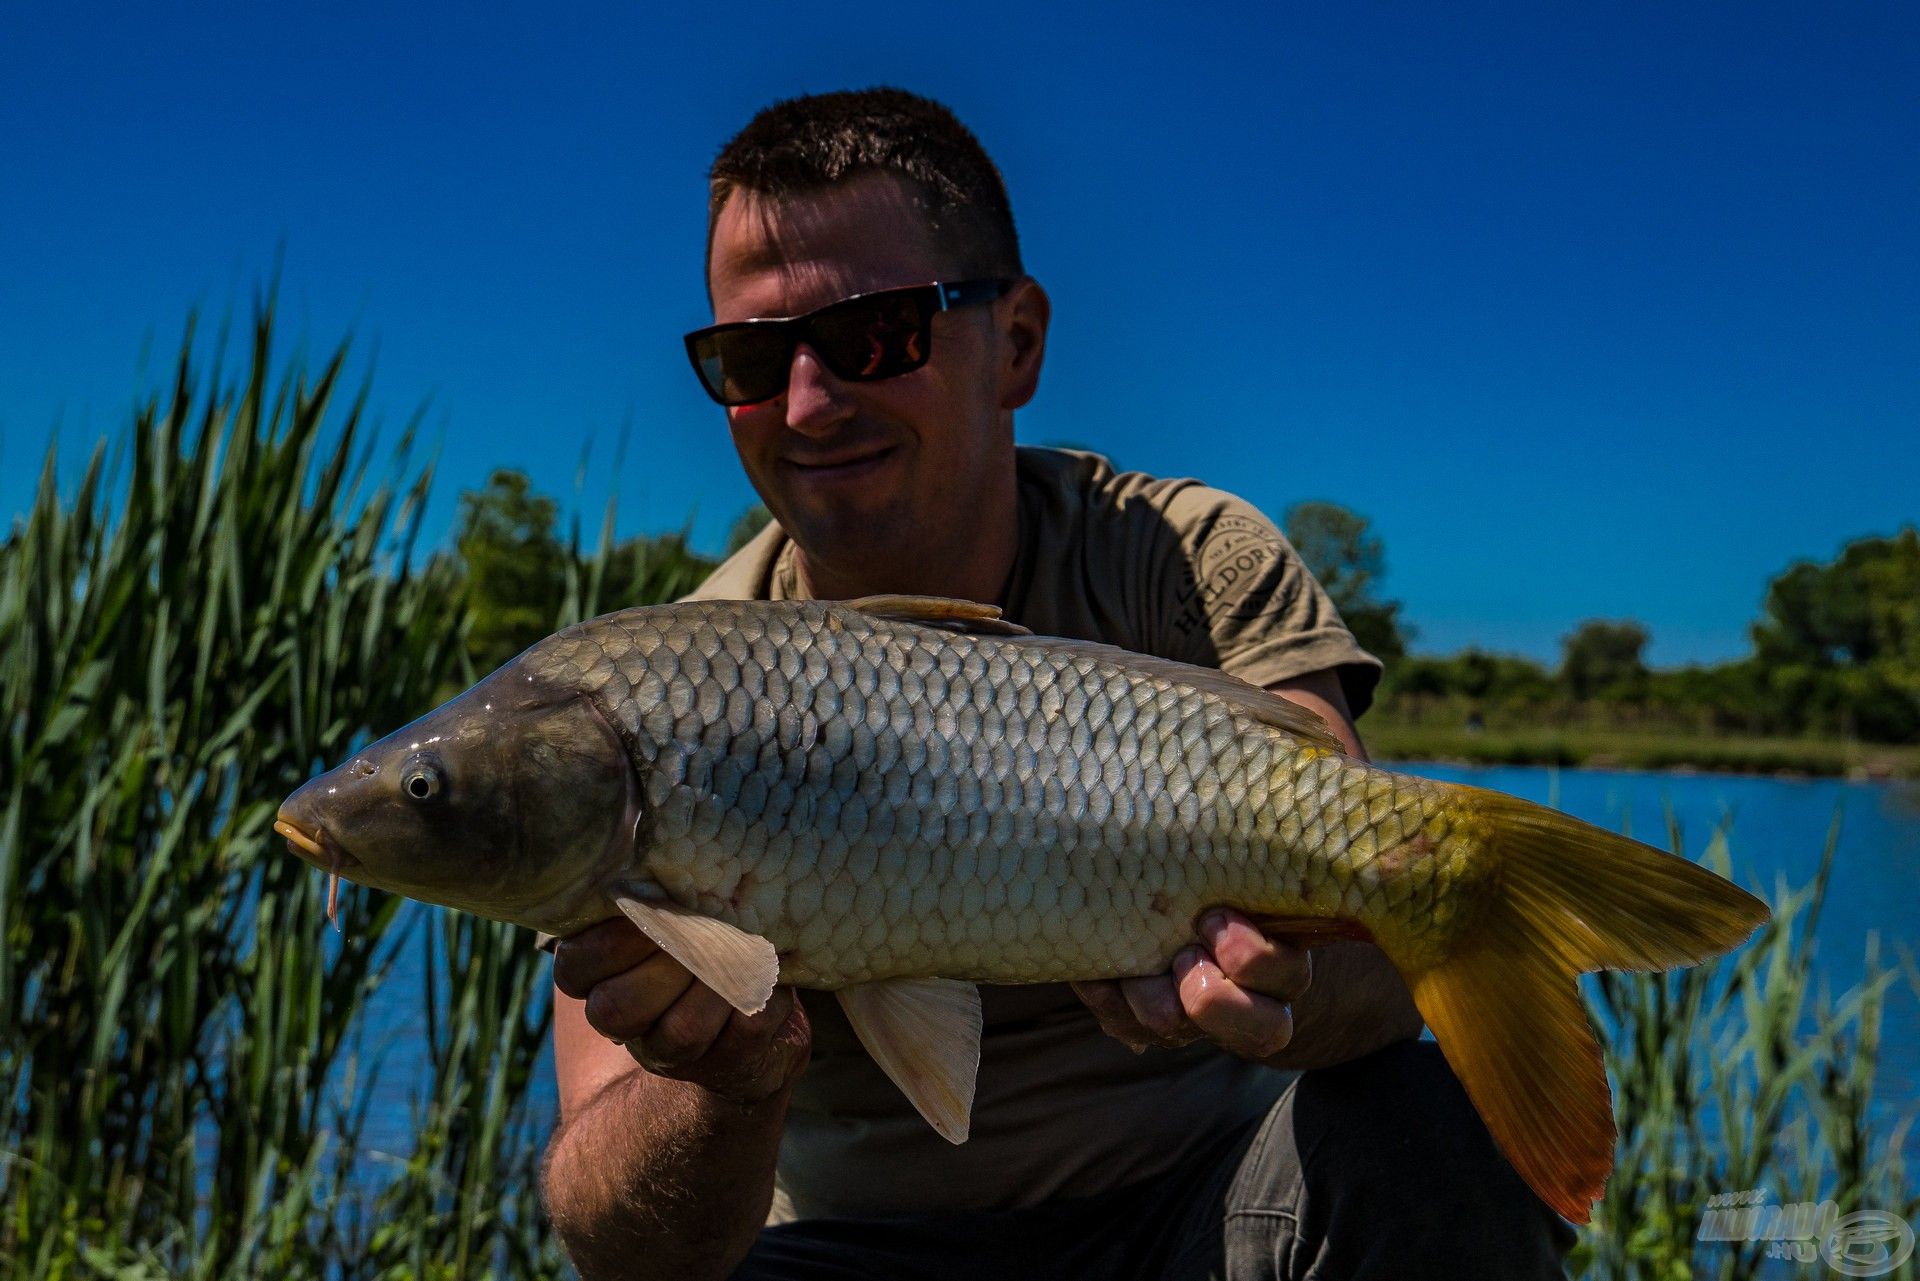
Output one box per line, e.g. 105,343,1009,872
351,764,1920,1164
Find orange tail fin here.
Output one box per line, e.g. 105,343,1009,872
1400,787,1770,1224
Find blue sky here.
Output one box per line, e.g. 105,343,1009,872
3,2,1914,666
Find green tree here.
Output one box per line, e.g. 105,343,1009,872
1560,619,1651,701
455,468,567,671
1750,529,1920,741
1754,528,1920,670
1282,500,1411,664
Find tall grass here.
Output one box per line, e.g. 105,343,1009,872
1577,818,1917,1279
1,310,1910,1277
0,308,695,1278
1,310,463,1276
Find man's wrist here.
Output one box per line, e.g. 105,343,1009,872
693,1063,803,1112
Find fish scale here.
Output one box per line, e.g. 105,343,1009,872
277,592,1770,1224
526,598,1458,988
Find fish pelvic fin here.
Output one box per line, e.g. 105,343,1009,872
1404,787,1770,1226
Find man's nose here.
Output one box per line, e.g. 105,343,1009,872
784,343,855,434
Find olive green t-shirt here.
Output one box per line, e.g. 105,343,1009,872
684,446,1380,1222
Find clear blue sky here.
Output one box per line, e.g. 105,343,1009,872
4,2,1914,666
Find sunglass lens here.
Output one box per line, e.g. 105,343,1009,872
810,290,933,382
695,328,791,405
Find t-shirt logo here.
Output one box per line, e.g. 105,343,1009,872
1172,513,1285,638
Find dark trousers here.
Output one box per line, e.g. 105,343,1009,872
732,1041,1577,1280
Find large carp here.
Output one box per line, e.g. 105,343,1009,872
275,595,1768,1223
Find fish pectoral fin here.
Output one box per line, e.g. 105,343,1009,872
837,978,983,1144
842,595,1032,636
611,893,778,1017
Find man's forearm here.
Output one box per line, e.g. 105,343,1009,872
542,1069,788,1281
1261,939,1423,1070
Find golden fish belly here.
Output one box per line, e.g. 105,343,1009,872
530,600,1467,989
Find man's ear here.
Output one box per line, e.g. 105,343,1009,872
998,279,1051,411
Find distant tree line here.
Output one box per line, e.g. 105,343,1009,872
1349,526,1920,744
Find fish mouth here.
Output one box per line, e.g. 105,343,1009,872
275,814,362,933
274,816,359,870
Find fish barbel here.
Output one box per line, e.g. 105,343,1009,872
275,595,1768,1223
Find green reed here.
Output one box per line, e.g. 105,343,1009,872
2,308,567,1278
1,309,1909,1278
1574,817,1917,1280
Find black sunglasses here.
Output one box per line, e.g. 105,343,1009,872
684,279,1015,407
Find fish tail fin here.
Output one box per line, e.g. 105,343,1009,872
1401,787,1770,1225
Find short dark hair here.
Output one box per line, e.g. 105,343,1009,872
708,87,1023,280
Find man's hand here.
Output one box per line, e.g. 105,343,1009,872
553,918,810,1106
1072,908,1421,1069
1072,909,1311,1060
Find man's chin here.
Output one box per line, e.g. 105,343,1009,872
778,498,916,568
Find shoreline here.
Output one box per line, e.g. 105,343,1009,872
1363,723,1920,782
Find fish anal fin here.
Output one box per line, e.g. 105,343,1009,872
612,892,778,1017
842,595,1032,636
837,978,983,1144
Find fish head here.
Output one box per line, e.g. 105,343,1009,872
275,667,635,932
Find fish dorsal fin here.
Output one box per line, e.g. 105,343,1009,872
842,595,1032,636
1013,636,1348,755
837,978,983,1144
613,890,779,1017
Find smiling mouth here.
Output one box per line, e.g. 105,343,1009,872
788,445,896,476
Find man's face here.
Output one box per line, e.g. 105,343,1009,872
705,171,1035,574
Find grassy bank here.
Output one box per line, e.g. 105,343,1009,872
1365,717,1920,779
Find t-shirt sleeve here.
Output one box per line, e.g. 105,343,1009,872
1148,485,1383,717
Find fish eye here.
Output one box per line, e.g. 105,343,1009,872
401,758,445,803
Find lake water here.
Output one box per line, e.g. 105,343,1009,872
352,763,1920,1171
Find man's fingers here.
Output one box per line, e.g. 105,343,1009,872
1070,913,1311,1061
552,916,664,999
1198,910,1312,1002
580,951,694,1043
1173,947,1295,1060
631,982,735,1073
1117,973,1202,1045
693,989,811,1101
1070,980,1152,1050
1070,978,1201,1050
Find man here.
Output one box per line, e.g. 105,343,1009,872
543,88,1574,1279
